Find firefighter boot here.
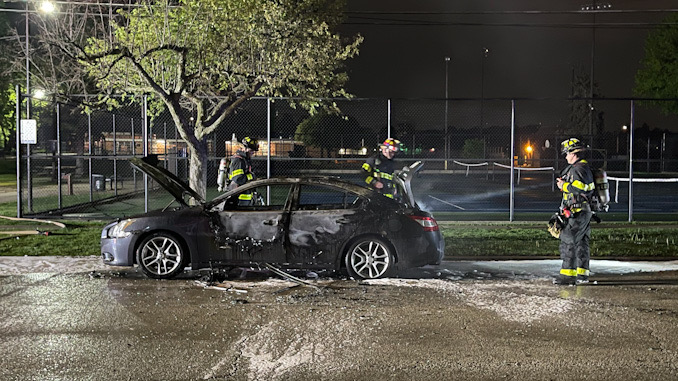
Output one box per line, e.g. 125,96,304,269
553,275,576,286
576,275,590,285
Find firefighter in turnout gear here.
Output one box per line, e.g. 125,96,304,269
554,138,596,285
228,137,259,205
362,138,401,199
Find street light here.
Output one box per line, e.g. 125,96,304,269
39,1,55,13
480,47,489,129
617,124,628,154
580,2,612,140
23,0,55,215
25,0,55,118
444,56,450,170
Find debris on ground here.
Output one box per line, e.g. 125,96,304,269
89,271,101,279
194,280,249,294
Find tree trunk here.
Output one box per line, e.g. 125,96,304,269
189,139,209,201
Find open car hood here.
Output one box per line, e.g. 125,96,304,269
393,161,423,208
130,156,205,206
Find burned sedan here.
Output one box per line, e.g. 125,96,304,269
101,156,444,280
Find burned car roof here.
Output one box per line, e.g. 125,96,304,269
131,155,418,209
207,176,384,207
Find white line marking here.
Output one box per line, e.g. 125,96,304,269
428,195,466,210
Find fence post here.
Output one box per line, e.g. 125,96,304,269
15,85,22,218
26,100,33,213
113,114,118,195
267,97,271,180
88,113,93,202
509,100,515,222
143,95,149,213
132,118,137,191
163,122,167,168
387,98,391,138
647,136,650,173
57,102,62,208
175,125,179,177
661,132,666,173
628,100,634,222
412,135,415,158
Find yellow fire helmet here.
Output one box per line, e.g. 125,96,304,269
381,138,402,152
241,137,259,151
560,138,587,155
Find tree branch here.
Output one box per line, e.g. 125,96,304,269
201,82,263,137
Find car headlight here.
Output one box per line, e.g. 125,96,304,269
107,219,136,238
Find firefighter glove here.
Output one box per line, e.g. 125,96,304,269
547,213,565,239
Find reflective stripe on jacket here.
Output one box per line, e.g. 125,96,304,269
362,153,396,198
228,150,256,187
561,159,595,212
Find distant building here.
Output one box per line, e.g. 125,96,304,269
87,132,214,156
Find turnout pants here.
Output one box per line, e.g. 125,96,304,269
559,209,592,279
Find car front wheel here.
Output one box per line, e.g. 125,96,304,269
136,232,187,279
345,237,394,279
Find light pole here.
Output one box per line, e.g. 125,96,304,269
580,2,612,140
444,56,450,170
24,1,31,214
480,47,489,129
25,0,55,118
25,2,30,118
23,1,55,214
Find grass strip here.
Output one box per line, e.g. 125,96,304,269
0,220,103,256
1,218,677,259
442,222,678,259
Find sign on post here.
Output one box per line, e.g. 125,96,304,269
20,119,37,144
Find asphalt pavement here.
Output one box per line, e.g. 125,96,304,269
1,259,678,380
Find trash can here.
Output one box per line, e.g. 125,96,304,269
92,174,105,191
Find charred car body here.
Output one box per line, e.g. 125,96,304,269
101,156,444,280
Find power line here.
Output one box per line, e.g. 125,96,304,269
343,18,678,29
345,9,678,15
342,8,678,29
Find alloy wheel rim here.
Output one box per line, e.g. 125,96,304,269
350,240,390,279
140,237,182,275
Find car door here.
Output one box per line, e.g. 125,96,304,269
285,183,365,267
208,183,292,264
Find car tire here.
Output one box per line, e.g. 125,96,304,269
345,237,394,280
136,232,187,279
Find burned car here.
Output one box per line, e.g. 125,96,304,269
101,156,444,280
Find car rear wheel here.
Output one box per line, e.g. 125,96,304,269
345,237,394,279
136,232,187,279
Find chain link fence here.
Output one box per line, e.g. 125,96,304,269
14,92,678,221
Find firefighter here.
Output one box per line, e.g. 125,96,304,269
554,137,595,285
228,136,259,205
362,138,401,199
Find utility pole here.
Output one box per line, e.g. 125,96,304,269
580,2,612,142
481,47,489,130
444,56,450,170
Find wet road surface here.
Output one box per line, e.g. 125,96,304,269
1,260,678,380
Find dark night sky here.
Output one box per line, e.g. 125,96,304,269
338,0,678,132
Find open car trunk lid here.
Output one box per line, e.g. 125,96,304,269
393,160,423,208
